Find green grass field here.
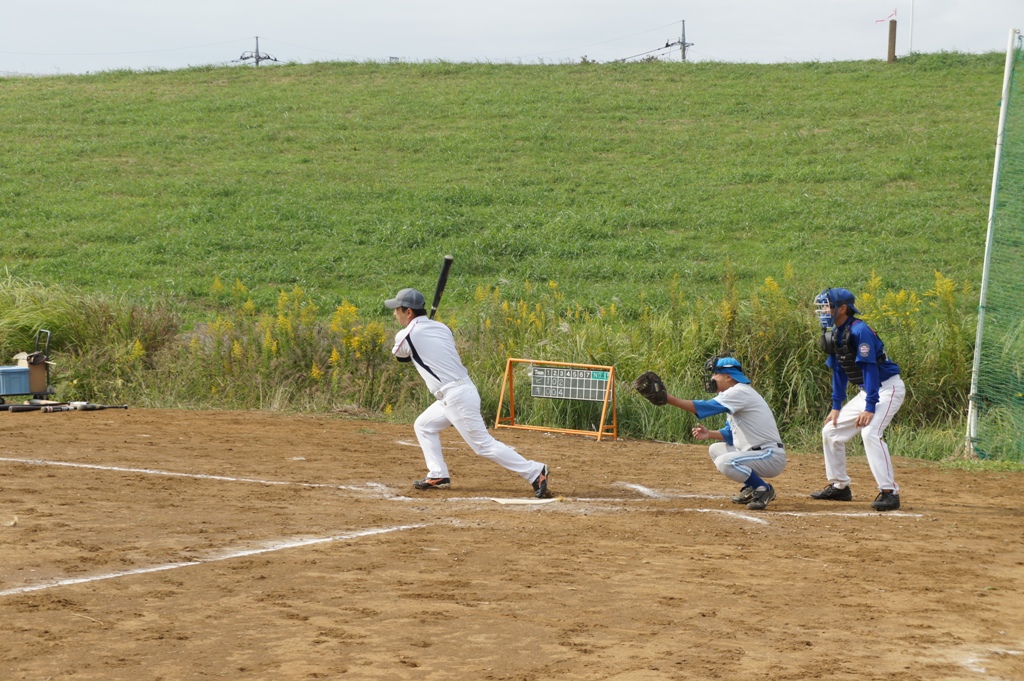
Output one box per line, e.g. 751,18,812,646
0,53,1010,458
0,53,1003,313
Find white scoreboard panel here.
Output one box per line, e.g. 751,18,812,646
530,367,610,402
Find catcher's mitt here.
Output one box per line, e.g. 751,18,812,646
633,371,668,406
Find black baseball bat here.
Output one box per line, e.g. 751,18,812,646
429,255,454,319
6,403,66,413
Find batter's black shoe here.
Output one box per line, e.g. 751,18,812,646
810,484,853,501
532,465,552,499
871,490,900,511
746,485,776,511
413,477,450,490
731,486,754,504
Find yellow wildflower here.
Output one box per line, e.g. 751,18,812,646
127,339,145,362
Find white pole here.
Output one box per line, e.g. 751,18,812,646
967,28,1020,456
909,0,914,54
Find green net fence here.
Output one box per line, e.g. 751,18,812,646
970,31,1024,461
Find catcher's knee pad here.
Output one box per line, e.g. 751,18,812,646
708,442,730,461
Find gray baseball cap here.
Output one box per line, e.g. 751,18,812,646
384,288,426,309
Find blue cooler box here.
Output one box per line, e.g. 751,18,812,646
0,366,30,395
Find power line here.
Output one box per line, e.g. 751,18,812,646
616,21,694,63
517,21,682,59
256,37,369,60
0,38,251,57
616,44,677,62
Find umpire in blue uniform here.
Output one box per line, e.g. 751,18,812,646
812,288,906,511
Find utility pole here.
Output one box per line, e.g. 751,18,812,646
239,36,278,67
680,20,694,61
887,19,897,63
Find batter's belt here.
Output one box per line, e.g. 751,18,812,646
434,377,470,400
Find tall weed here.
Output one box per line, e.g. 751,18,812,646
0,273,984,460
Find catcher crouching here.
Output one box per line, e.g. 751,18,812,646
633,357,787,510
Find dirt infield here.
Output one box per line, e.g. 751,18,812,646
0,408,1022,680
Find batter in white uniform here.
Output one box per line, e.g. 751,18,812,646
386,288,552,498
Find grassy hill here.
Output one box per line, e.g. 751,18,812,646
0,53,1004,314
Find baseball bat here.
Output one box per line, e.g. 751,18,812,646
429,255,454,319
6,403,129,413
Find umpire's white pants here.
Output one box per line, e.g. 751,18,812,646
821,375,905,493
707,442,786,484
414,382,545,482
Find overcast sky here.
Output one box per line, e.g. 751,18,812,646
1,1,1021,75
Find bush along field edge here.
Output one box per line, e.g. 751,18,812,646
1,269,1012,465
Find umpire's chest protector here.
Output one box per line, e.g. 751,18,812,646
820,321,886,385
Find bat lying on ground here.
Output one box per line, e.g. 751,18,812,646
4,403,129,413
69,404,129,411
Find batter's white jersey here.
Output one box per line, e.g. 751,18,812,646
391,316,470,395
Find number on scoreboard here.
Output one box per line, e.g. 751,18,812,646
530,367,610,402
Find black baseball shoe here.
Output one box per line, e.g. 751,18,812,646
532,465,552,499
810,484,853,501
871,490,901,511
746,485,776,511
732,486,754,504
413,477,450,490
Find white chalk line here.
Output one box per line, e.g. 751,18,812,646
613,482,726,500
0,456,338,488
681,508,770,524
0,458,926,519
0,457,414,499
960,647,1023,675
0,524,426,598
772,510,924,518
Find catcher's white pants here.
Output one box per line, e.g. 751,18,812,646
707,442,786,484
821,375,905,493
413,382,545,482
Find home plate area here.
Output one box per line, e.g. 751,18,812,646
0,409,1021,680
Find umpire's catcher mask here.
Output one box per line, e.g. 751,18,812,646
814,289,835,329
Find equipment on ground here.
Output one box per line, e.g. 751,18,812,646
3,402,129,413
0,330,55,403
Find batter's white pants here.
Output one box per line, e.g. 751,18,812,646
413,382,545,482
707,442,787,484
821,375,906,493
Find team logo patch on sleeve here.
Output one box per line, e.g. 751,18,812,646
859,343,870,357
